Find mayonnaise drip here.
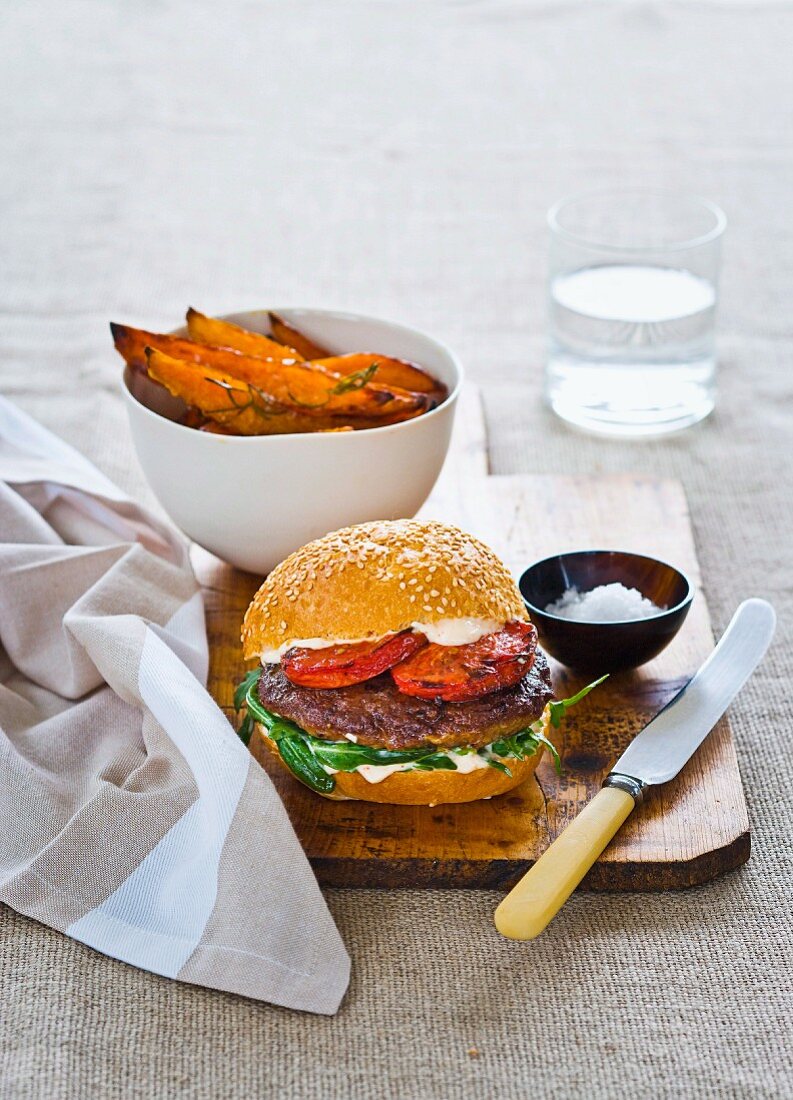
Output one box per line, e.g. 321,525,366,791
259,617,504,663
331,748,498,785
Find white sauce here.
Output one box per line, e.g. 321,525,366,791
354,762,414,784
259,617,503,663
418,617,502,646
446,750,492,775
350,749,493,785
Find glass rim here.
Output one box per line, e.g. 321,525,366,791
547,188,727,254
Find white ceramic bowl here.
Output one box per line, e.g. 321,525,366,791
122,307,462,573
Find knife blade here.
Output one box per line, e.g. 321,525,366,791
610,597,776,788
494,598,776,940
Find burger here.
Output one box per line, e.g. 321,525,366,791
238,520,593,805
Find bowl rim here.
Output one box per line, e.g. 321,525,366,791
120,305,463,444
519,548,694,626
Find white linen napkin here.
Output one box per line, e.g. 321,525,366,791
0,396,349,1014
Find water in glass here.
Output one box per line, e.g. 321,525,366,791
547,262,716,435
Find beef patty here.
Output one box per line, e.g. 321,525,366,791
257,651,554,751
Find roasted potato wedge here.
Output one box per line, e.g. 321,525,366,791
265,313,447,401
145,348,429,435
113,308,448,436
146,349,331,435
111,322,262,376
186,308,299,361
268,312,330,360
112,321,317,386
313,352,447,403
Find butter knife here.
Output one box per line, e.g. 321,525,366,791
494,598,776,940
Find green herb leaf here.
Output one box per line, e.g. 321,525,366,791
245,681,280,728
532,728,563,776
309,739,433,771
549,674,609,729
204,377,290,420
234,667,261,712
278,736,336,794
330,362,380,394
236,711,254,747
412,753,458,772
485,758,513,777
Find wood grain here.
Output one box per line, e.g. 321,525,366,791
195,386,749,890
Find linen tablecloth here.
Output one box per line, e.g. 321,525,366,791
1,1,791,1096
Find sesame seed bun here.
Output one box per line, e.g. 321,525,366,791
255,708,549,805
241,519,528,659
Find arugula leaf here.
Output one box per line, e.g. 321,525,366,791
278,735,336,794
234,667,261,712
309,738,434,771
548,674,608,729
412,754,458,772
236,711,254,747
485,758,512,777
245,681,283,729
531,727,563,776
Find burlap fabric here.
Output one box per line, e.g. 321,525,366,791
1,1,791,1096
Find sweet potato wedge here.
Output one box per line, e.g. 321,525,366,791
115,321,431,425
186,308,300,361
313,353,447,403
268,312,330,360
145,348,429,434
145,349,331,435
112,322,317,387
111,322,261,376
266,314,447,401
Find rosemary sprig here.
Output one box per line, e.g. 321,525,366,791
202,377,291,420
287,361,380,408
330,362,380,394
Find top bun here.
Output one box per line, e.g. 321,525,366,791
241,519,528,659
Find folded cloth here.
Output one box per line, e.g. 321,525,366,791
0,397,349,1015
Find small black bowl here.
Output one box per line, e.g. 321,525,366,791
519,549,693,674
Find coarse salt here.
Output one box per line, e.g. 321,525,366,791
545,583,664,623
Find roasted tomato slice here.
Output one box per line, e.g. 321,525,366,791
282,630,427,689
391,620,537,702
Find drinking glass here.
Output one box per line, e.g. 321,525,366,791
545,189,726,436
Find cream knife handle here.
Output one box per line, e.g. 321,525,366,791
494,783,638,940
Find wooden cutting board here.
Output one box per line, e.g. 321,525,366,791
195,387,749,890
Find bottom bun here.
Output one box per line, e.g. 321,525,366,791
256,709,549,806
